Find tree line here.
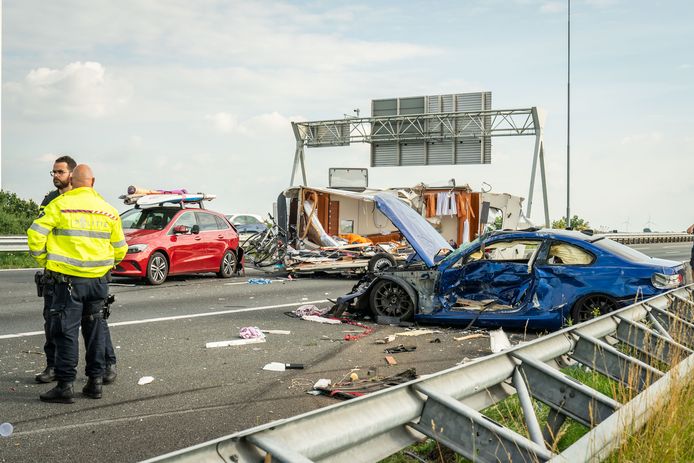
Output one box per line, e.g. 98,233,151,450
0,190,40,235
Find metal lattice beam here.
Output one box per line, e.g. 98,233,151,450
289,106,550,226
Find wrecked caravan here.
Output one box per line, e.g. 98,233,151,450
280,186,409,274
278,185,526,274
334,193,685,330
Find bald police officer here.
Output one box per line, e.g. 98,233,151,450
28,164,127,403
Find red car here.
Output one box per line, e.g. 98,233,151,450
113,205,242,284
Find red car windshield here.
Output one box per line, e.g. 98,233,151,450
121,208,179,231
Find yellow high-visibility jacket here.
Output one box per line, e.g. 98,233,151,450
27,187,128,278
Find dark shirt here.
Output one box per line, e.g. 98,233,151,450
39,190,61,217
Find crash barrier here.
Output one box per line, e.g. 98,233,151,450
1,233,692,253
0,236,29,252
144,285,694,463
603,232,693,245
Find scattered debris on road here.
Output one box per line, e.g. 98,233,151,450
263,362,304,372
205,338,266,348
137,376,155,385
248,278,273,285
489,328,511,353
312,368,417,400
239,327,265,339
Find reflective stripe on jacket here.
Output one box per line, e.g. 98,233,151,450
27,187,128,278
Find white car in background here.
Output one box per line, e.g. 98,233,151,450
225,213,268,240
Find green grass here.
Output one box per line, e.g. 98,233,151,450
0,251,37,269
381,365,619,463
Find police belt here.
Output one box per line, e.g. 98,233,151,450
44,269,111,284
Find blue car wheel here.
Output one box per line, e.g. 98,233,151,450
369,279,415,321
571,294,617,324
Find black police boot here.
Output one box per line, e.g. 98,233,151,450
40,382,74,404
103,364,117,385
35,367,56,383
82,377,103,399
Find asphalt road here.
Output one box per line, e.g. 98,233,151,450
0,241,690,462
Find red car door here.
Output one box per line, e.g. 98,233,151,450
168,211,203,273
195,211,227,270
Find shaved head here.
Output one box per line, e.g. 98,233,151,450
71,164,95,188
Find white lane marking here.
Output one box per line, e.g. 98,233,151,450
0,267,40,272
0,299,328,340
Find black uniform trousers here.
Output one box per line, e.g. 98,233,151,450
43,286,117,369
49,275,110,382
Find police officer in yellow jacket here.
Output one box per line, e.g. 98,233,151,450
28,164,127,403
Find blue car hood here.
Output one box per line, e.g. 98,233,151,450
374,193,452,268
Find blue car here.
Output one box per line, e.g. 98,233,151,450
335,193,685,330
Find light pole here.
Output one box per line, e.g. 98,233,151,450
566,0,571,228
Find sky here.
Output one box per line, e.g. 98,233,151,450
1,0,692,232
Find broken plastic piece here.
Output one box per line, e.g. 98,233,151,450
206,338,266,348
248,278,272,285
489,328,511,353
313,378,331,389
395,329,440,337
137,376,155,385
0,422,13,438
261,329,291,335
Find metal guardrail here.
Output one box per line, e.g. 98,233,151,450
143,285,694,463
0,236,29,252
1,233,692,253
603,232,693,245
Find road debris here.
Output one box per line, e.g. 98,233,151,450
239,327,265,339
205,338,266,348
0,422,13,438
137,376,155,385
261,330,291,335
301,315,341,324
395,328,441,337
312,368,417,400
375,334,396,344
293,305,330,317
385,356,398,366
454,333,487,342
489,328,511,353
248,278,272,285
384,345,416,354
263,362,304,372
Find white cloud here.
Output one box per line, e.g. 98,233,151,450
4,61,132,119
620,131,663,145
540,1,565,14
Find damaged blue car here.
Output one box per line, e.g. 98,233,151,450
335,193,685,330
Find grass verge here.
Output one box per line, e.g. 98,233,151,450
0,251,36,269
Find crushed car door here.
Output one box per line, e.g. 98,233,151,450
532,240,599,318
438,239,544,308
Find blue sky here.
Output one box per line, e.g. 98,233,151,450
2,0,692,231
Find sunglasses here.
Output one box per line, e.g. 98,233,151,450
50,170,70,176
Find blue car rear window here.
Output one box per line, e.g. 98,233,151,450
592,238,652,263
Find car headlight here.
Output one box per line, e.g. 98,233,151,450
127,244,148,254
651,272,682,289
